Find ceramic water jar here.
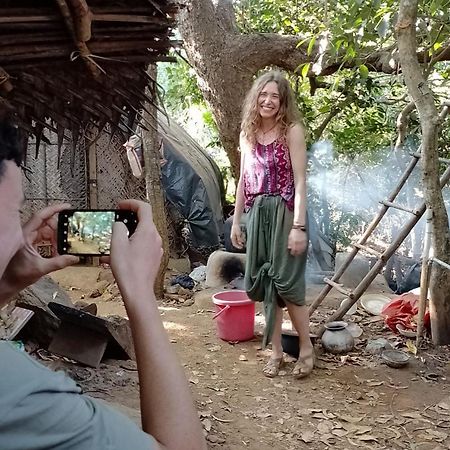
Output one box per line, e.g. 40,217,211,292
321,321,355,354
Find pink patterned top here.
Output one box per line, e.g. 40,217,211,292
243,136,295,211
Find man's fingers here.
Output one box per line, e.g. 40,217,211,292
44,254,79,273
24,203,71,234
117,199,152,223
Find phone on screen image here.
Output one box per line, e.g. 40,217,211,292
57,209,138,256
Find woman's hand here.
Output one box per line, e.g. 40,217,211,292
287,228,307,256
230,223,245,249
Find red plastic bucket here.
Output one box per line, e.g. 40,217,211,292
212,290,255,342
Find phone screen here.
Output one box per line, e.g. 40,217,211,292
58,210,137,256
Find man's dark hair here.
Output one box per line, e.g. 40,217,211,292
0,121,22,179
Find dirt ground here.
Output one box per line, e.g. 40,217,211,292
42,264,450,450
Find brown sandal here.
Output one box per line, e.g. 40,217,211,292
293,350,315,379
262,357,284,378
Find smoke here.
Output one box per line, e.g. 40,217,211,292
307,140,450,259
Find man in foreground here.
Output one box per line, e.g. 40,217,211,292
0,121,206,450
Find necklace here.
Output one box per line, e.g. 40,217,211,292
261,122,277,136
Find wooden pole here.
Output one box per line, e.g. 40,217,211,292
141,65,169,298
416,209,432,348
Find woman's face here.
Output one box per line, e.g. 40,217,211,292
258,81,280,120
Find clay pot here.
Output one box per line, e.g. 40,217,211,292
321,321,355,354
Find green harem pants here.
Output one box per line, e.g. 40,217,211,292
244,195,308,348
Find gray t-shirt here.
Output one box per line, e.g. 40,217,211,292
0,342,157,450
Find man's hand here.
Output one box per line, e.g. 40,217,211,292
0,204,79,301
104,200,163,303
287,228,307,256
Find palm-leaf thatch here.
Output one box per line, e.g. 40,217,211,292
0,0,179,153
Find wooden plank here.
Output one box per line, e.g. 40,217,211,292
0,15,60,23
353,243,383,258
323,278,354,298
92,14,163,24
380,200,419,215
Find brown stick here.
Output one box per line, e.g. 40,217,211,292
54,0,101,79
67,0,92,41
416,209,432,348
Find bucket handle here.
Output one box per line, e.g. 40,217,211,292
212,304,230,320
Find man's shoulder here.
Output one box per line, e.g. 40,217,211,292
0,341,80,402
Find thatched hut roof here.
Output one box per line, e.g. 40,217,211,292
0,0,179,153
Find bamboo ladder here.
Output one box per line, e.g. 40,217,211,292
309,153,450,337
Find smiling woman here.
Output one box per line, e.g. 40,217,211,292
231,71,315,380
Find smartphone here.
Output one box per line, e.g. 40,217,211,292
57,209,138,256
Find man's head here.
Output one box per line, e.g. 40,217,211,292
0,122,22,177
0,122,24,279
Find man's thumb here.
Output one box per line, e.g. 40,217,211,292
110,222,129,254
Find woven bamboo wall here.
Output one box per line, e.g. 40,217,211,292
23,129,146,220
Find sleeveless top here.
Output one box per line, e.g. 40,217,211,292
243,136,295,211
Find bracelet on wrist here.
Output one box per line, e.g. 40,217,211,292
292,224,307,231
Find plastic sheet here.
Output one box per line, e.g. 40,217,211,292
381,293,430,332
158,116,224,250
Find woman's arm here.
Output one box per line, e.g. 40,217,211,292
231,132,247,249
286,123,308,256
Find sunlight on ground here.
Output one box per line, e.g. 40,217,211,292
162,321,188,331
158,306,181,312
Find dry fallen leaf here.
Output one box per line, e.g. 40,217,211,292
300,430,315,443
239,355,248,361
317,421,333,434
338,414,365,424
406,339,417,355
366,379,384,387
357,434,378,442
202,418,212,432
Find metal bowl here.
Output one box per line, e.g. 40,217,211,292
281,331,317,359
381,349,410,368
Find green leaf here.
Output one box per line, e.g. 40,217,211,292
301,62,311,79
307,35,316,56
359,64,369,78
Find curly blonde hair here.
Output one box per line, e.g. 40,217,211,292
241,71,300,145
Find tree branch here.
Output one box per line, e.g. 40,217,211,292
394,101,416,150
314,95,355,140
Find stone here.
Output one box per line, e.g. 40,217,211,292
97,268,115,285
365,338,392,355
206,250,246,288
105,315,136,361
168,257,191,274
335,252,371,289
15,276,73,346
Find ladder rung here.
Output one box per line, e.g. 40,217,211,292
380,200,419,215
354,243,383,258
324,278,354,298
412,152,450,165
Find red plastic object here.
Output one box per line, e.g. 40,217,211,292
212,290,255,342
381,293,430,332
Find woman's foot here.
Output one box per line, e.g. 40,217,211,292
292,348,315,379
262,356,284,378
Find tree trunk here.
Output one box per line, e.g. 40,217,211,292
397,0,450,345
142,64,169,298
